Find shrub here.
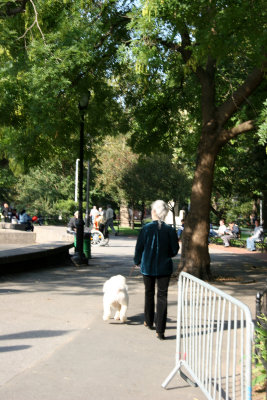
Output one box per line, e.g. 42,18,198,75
253,314,267,388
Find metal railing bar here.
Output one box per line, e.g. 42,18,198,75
232,305,238,400
213,296,222,399
185,277,189,363
226,302,231,400
218,298,226,399
202,286,208,384
192,280,196,372
205,289,212,390
208,292,217,395
196,283,201,378
240,309,244,400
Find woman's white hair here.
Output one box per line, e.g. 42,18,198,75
151,200,169,221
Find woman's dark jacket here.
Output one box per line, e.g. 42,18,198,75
134,220,179,276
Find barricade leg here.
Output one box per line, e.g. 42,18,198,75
161,363,181,388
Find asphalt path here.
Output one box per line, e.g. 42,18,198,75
0,236,266,400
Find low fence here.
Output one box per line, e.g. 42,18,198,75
162,272,254,400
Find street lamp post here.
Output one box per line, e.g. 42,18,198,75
75,158,79,203
85,160,90,228
75,92,90,264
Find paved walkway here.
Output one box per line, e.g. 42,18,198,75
0,236,266,400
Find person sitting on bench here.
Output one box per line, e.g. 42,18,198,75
221,222,239,247
246,220,263,251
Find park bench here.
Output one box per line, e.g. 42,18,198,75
210,230,267,252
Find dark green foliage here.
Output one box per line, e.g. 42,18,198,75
0,0,130,171
121,153,192,207
0,159,17,204
14,159,75,218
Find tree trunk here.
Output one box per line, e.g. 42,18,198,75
130,203,135,229
119,201,129,227
179,134,220,279
262,190,267,230
172,207,176,229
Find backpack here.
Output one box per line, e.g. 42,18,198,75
113,211,116,220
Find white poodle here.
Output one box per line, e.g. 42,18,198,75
103,275,129,323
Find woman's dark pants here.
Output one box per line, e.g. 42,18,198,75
143,274,171,334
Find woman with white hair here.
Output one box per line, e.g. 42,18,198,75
134,200,179,340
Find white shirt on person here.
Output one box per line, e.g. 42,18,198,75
252,226,263,240
216,224,227,236
90,208,99,218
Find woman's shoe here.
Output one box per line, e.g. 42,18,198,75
156,333,165,340
144,321,153,330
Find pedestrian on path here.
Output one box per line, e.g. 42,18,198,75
105,205,117,235
67,211,79,234
134,200,179,340
89,206,99,225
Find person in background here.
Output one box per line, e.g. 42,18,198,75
209,223,216,237
105,205,117,235
246,220,263,251
10,208,18,224
89,206,99,225
67,211,79,234
98,207,106,221
2,203,11,222
18,210,29,224
221,222,239,247
134,200,179,340
215,219,227,237
95,212,109,245
18,210,33,231
177,219,184,241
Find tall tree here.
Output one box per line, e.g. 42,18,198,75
121,153,191,212
94,134,138,204
121,0,266,278
0,0,130,171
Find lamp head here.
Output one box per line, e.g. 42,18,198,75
79,91,90,110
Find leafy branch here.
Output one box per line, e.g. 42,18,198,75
18,0,45,42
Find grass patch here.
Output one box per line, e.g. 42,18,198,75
117,227,140,236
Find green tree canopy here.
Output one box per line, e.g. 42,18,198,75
0,0,130,171
121,153,191,209
14,158,75,218
94,134,138,205
120,0,267,277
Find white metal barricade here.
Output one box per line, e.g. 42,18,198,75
162,272,254,400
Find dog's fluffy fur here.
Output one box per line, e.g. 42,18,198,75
103,275,129,323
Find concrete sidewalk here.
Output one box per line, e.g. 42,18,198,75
0,236,266,400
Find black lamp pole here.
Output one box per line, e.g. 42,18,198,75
85,160,90,228
76,92,90,264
